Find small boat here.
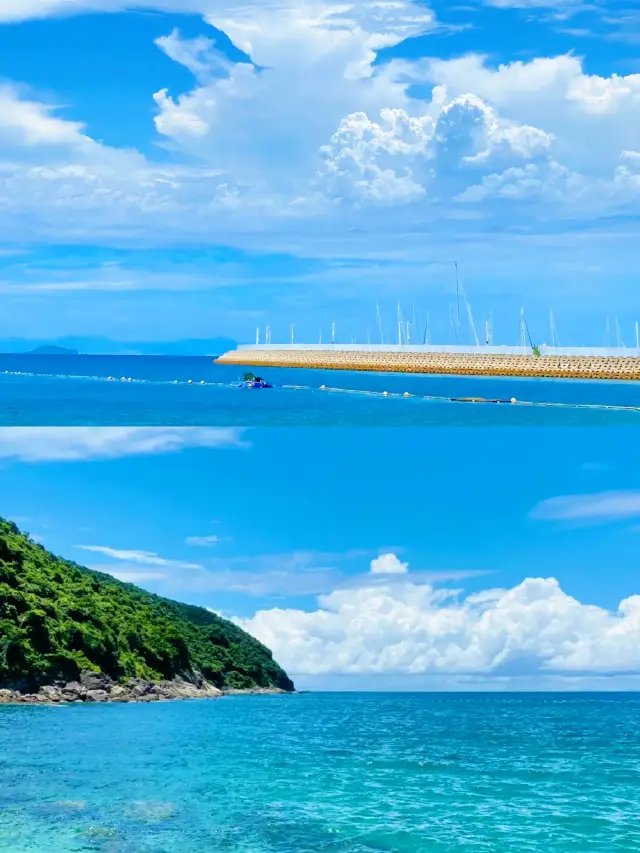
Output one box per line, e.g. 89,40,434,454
232,372,273,389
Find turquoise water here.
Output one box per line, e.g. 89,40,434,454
1,693,639,852
3,354,640,425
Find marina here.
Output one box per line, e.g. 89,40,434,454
218,283,640,381
216,344,640,381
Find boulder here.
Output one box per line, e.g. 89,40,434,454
126,679,153,698
109,684,129,700
80,671,111,692
39,685,63,703
61,682,87,701
0,689,18,704
86,689,109,703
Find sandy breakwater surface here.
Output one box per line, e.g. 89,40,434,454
216,346,640,380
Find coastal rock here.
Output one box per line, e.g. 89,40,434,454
39,685,63,702
86,689,109,703
62,681,87,701
80,671,112,692
109,684,128,700
0,689,19,703
223,686,288,695
0,674,277,705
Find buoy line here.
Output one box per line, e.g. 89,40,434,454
283,384,640,413
3,370,639,413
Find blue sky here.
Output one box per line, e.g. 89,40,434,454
3,426,640,690
1,0,640,345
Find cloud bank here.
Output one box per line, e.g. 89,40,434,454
239,574,640,680
0,0,638,251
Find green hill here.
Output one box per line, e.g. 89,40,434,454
0,519,294,693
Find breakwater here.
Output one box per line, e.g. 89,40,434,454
215,346,640,380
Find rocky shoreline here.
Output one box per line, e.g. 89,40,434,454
0,671,290,705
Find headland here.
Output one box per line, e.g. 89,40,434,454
0,518,294,704
216,344,640,381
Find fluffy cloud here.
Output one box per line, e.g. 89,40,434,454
239,576,640,678
370,553,409,574
152,2,434,191
0,0,638,246
0,427,246,461
315,93,555,204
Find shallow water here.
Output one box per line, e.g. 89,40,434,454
1,693,639,852
2,354,640,425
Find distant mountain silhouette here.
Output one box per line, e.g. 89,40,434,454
0,337,238,356
28,345,79,355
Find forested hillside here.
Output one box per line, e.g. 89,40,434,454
0,518,294,692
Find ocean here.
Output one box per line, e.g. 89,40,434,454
2,354,640,425
1,692,639,852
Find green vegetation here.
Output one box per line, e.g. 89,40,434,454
0,518,294,692
532,345,541,357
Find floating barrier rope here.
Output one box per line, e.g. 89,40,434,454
3,370,640,413
282,384,640,413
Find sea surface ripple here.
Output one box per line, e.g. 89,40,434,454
2,354,640,425
1,693,639,852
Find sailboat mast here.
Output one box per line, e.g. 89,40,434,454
636,321,639,350
454,262,461,344
397,301,403,346
376,303,384,345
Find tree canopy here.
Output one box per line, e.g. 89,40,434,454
0,518,294,692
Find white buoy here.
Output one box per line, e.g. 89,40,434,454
188,379,193,384
320,385,326,390
510,397,517,404
382,391,388,397
404,392,410,397
200,381,205,385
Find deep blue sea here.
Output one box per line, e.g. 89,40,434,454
3,354,640,425
1,693,639,852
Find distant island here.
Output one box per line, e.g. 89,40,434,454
28,345,79,355
0,518,294,704
2,337,238,356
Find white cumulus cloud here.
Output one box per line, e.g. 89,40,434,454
0,0,636,248
238,576,640,678
369,553,409,574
